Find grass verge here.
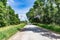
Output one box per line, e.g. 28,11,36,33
0,23,26,40
37,23,60,34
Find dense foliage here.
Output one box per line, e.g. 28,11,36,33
0,23,25,40
26,0,60,25
37,23,60,33
0,0,20,27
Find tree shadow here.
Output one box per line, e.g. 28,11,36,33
41,32,60,40
19,27,60,40
20,27,49,33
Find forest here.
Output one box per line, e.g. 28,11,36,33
0,0,20,27
26,0,60,33
26,0,60,25
0,0,26,40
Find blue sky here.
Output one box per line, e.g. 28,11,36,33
7,0,35,21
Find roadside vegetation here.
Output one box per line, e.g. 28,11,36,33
0,23,25,40
37,23,60,33
26,0,60,33
0,0,26,40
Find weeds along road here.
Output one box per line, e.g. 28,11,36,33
8,25,60,40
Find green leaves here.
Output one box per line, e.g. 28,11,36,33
0,0,20,27
55,0,60,3
26,0,60,25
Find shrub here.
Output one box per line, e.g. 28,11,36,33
0,23,25,40
37,24,60,33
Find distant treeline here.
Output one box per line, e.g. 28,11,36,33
0,0,20,27
26,0,60,25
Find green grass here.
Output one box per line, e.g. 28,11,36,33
37,23,60,34
0,23,26,40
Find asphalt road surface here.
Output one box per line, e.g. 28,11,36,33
8,25,60,40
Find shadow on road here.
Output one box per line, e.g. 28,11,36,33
19,27,60,40
20,27,49,33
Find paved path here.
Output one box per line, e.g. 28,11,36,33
8,25,60,40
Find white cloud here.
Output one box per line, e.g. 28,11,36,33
8,0,14,3
7,0,14,5
15,8,30,21
7,0,35,21
19,13,27,21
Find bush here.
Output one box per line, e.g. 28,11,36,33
37,24,60,33
0,23,25,40
0,22,6,27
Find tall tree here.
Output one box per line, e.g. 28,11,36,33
0,0,20,27
26,0,60,25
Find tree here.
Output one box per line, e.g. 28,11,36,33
0,0,20,27
0,0,7,6
26,0,60,25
